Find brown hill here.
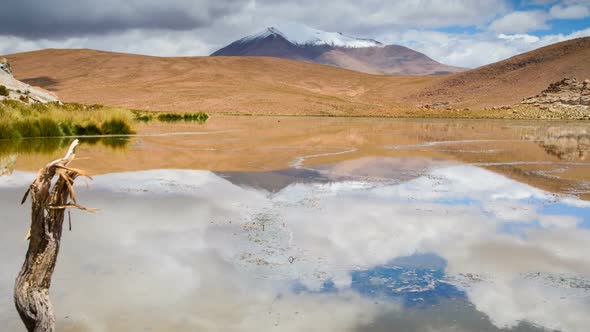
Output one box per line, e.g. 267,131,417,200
415,37,590,108
5,48,435,115
315,45,465,75
4,37,590,116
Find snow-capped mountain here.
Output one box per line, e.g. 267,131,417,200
211,24,465,75
238,24,382,48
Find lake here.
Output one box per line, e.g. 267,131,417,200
1,116,590,332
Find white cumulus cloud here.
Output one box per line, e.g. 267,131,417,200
550,4,590,19
379,27,590,68
489,11,550,33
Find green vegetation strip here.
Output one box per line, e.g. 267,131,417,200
0,100,135,139
134,111,209,123
0,100,209,139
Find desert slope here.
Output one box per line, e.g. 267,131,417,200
415,37,590,108
4,37,590,116
6,49,436,115
315,45,465,75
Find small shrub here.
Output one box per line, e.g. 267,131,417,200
156,112,209,122
183,112,209,122
0,122,20,139
38,118,64,137
59,121,74,136
0,85,9,97
134,112,152,122
1,99,21,108
157,113,183,121
100,118,134,135
14,119,41,138
75,122,102,136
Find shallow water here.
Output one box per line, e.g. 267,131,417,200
1,117,590,332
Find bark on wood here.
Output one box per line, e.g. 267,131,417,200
14,139,95,332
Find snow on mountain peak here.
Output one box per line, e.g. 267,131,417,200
239,23,383,48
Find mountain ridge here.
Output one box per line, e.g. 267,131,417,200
212,25,465,75
234,26,384,48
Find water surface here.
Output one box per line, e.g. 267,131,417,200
1,117,589,332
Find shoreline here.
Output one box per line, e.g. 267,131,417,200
215,109,590,121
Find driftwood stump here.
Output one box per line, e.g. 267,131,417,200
14,139,95,332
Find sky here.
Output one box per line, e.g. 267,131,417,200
0,0,589,68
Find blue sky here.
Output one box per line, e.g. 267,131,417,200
433,0,590,35
0,0,589,68
507,0,590,35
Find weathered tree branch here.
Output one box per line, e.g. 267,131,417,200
14,139,95,332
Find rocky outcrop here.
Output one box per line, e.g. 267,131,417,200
522,78,590,107
517,78,590,119
0,58,59,104
0,58,13,75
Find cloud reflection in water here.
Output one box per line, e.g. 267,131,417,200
0,157,589,332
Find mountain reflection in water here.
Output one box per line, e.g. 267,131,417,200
1,156,589,332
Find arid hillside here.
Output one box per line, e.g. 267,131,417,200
6,49,434,115
415,37,590,108
5,37,590,116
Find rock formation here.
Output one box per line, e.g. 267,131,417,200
0,58,13,75
0,58,59,104
518,78,590,119
522,78,590,108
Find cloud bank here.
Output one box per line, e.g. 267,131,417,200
0,1,589,69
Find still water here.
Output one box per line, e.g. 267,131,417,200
1,117,589,332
